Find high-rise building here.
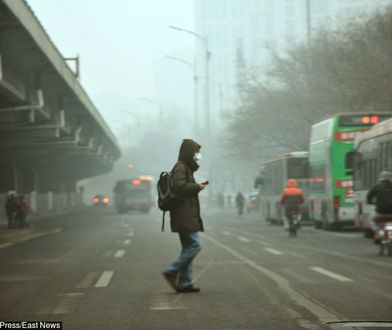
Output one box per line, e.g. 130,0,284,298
194,0,252,132
194,0,392,131
248,0,392,65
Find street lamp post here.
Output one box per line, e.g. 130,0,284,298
168,25,211,143
138,97,163,118
165,55,198,136
169,25,212,197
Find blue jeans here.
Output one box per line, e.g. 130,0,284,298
164,231,202,289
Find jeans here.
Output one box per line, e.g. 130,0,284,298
164,231,202,289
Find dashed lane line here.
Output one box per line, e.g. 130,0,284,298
128,232,134,237
224,226,392,270
310,267,353,282
123,239,131,245
238,236,251,243
53,293,84,314
204,234,342,324
76,271,99,288
264,248,283,255
114,250,126,258
95,271,114,288
222,231,231,236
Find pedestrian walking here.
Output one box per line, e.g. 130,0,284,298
235,191,245,216
162,139,208,293
5,192,18,228
16,195,30,228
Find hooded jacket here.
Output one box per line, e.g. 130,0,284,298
169,139,204,232
280,179,305,213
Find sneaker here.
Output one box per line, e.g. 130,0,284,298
162,272,177,291
176,285,200,293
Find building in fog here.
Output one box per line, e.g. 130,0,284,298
194,0,252,132
194,0,392,126
248,0,392,65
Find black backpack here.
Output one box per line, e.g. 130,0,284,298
157,165,183,231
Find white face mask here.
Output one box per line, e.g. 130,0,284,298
193,152,202,162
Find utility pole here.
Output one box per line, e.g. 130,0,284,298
306,0,312,44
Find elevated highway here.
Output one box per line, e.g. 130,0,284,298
0,0,121,217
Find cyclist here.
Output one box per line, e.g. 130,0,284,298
280,179,304,237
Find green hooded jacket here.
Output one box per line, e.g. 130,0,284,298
169,139,204,232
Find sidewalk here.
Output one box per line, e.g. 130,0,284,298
0,206,86,248
0,225,36,248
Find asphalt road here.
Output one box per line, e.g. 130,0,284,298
0,206,391,330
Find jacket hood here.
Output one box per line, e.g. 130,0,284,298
178,139,201,171
287,179,298,188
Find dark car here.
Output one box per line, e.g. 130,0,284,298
92,195,110,206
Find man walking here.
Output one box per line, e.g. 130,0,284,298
162,139,208,293
235,191,245,216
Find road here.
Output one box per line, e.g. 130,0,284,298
0,206,391,330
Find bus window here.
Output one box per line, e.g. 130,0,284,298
287,158,309,179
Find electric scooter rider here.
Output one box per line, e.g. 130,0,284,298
280,179,305,237
366,170,392,242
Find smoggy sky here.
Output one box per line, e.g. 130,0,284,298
27,0,195,134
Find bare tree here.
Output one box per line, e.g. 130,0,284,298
225,7,392,163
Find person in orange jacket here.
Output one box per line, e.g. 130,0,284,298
280,179,305,230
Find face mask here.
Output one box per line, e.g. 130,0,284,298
193,152,202,162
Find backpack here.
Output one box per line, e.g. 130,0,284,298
157,165,184,231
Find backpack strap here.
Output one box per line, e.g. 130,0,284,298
161,211,166,232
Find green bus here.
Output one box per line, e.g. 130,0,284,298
308,113,392,230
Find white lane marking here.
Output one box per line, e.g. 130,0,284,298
204,234,340,324
95,271,114,288
123,239,131,245
53,293,84,314
0,228,62,250
310,267,353,282
238,236,251,243
328,322,392,328
225,227,392,270
0,242,14,250
114,250,125,258
151,295,186,311
128,227,134,232
264,248,283,256
76,271,99,288
128,232,134,237
222,231,231,236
